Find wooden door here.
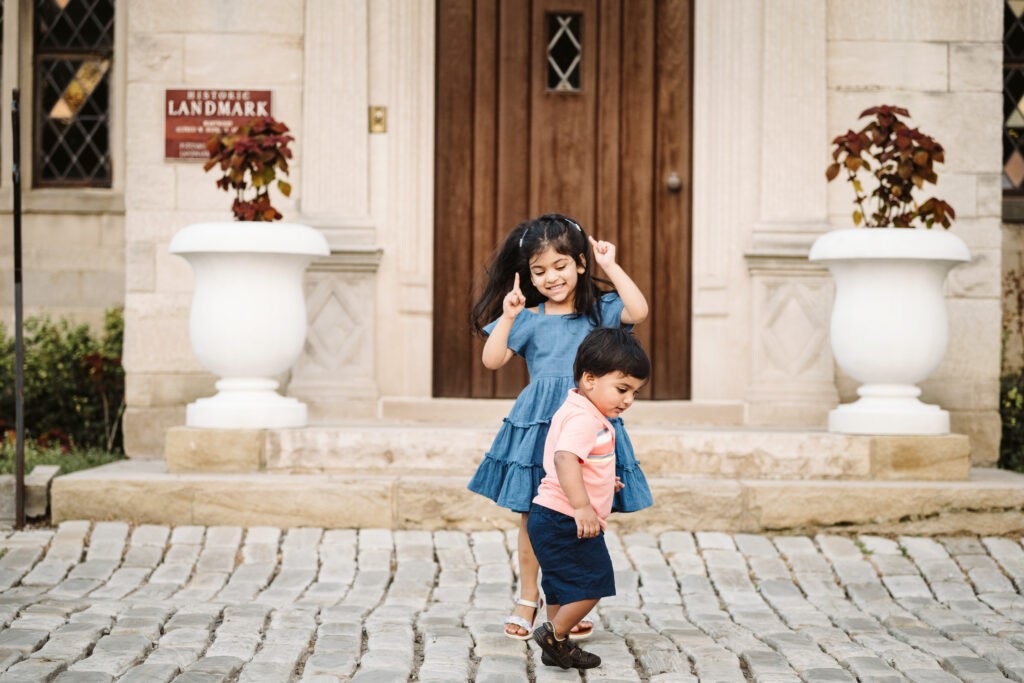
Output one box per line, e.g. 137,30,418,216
434,0,692,399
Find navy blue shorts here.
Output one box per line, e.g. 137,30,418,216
527,504,615,606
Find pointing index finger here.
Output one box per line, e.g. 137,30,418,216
512,272,520,292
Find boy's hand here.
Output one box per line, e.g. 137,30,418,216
573,505,601,539
502,273,526,319
588,236,617,270
614,476,625,492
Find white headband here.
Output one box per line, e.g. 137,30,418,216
519,219,583,248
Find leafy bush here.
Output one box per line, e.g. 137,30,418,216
1000,374,1024,472
1001,268,1024,472
0,308,125,453
0,441,123,475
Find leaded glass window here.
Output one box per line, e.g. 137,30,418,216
34,0,114,187
1005,1,1024,195
547,13,581,92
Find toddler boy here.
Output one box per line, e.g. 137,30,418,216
529,327,650,669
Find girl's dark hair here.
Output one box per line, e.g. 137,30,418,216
470,213,612,335
573,327,650,383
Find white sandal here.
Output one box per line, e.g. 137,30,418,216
503,597,543,640
568,611,595,640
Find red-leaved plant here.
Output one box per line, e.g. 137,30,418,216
204,116,294,222
826,105,955,229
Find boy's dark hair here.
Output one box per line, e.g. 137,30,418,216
469,213,613,336
573,327,650,383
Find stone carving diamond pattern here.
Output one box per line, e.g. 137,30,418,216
304,279,364,372
762,281,828,378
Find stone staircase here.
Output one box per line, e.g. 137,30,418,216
51,400,1024,534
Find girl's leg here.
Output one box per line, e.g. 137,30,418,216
546,602,593,636
506,513,541,637
549,599,599,641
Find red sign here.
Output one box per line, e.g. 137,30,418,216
164,89,273,160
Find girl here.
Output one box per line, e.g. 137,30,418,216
466,213,653,640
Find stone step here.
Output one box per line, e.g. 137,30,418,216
51,460,1024,534
376,397,747,426
165,424,971,481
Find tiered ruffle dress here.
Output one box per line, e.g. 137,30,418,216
467,292,653,514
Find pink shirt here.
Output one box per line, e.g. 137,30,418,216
533,389,616,529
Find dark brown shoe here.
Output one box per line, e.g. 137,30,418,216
532,622,601,670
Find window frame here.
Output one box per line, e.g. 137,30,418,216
0,0,124,213
1005,0,1024,221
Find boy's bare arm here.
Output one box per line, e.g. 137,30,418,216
554,450,601,539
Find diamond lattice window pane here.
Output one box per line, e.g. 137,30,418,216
34,0,113,187
37,58,111,185
35,0,114,51
1006,2,1024,194
547,13,581,92
1007,149,1024,190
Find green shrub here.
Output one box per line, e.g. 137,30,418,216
1001,373,1024,472
0,308,125,453
0,441,124,475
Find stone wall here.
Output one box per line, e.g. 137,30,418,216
0,1,125,338
115,0,1007,465
122,0,305,456
825,0,1004,464
0,210,124,332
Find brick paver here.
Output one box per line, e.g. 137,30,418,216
0,523,1022,681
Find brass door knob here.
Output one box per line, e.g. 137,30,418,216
666,171,682,193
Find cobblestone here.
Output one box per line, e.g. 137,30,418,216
0,525,1021,680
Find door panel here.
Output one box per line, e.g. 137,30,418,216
434,0,692,399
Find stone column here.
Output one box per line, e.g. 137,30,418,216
288,0,384,418
744,0,837,426
690,0,763,401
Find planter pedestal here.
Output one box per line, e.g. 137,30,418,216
829,384,949,435
186,378,308,429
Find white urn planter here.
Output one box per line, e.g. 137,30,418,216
808,228,970,435
169,222,330,429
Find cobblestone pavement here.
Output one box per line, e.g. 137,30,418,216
0,524,1022,682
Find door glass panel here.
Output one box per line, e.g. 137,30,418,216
547,13,581,92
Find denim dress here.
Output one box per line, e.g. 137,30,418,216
467,292,654,514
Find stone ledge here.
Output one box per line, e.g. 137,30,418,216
26,465,61,518
52,460,393,528
50,460,1024,535
165,427,264,472
868,434,970,480
166,424,970,482
0,464,62,522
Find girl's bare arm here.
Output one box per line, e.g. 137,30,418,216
481,272,524,369
589,237,648,324
602,262,648,325
481,316,516,369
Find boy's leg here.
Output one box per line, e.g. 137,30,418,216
533,599,602,670
506,513,542,638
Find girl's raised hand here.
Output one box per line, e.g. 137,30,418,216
502,272,526,319
589,236,617,270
